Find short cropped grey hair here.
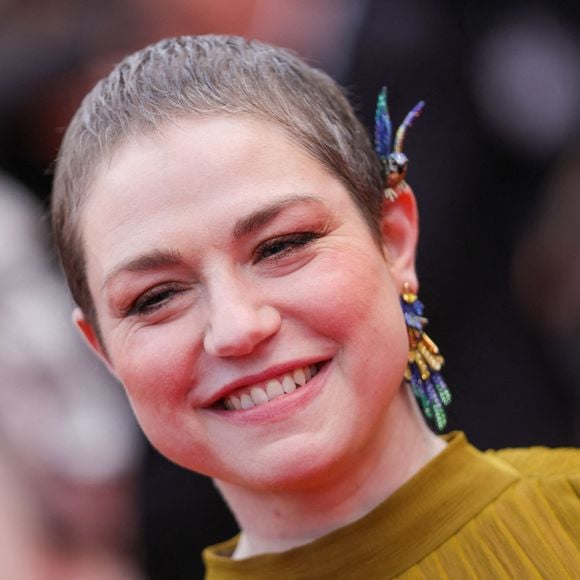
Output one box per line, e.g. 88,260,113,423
51,35,383,331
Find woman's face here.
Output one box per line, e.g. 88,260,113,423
78,116,418,490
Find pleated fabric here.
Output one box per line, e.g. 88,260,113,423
203,432,580,579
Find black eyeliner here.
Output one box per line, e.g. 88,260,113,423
253,231,322,263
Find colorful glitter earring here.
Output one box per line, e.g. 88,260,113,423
374,87,425,201
401,283,451,431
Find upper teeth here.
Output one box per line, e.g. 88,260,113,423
223,364,319,410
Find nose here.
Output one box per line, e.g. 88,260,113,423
203,279,281,358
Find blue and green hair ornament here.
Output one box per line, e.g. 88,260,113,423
374,87,425,201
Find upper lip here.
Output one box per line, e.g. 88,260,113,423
201,358,329,408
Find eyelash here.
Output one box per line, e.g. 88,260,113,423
253,231,321,263
124,283,185,317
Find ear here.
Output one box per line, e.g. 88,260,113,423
380,183,419,292
73,307,119,379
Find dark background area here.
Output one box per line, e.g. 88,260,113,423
1,1,578,578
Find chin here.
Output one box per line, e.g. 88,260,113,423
222,434,364,493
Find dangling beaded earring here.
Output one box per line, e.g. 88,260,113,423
401,283,452,431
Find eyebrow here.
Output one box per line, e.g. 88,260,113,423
102,194,324,289
102,249,183,290
232,194,324,240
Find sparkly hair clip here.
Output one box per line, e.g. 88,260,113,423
374,87,425,201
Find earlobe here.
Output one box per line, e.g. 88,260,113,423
72,308,118,377
380,183,419,291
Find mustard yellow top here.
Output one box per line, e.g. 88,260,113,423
203,432,580,579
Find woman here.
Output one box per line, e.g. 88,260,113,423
51,35,579,578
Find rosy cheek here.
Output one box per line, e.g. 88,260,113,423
114,326,194,405
298,257,387,328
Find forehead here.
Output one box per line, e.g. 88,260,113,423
84,115,333,218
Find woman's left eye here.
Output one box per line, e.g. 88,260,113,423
254,232,321,263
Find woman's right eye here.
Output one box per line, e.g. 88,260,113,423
124,284,185,317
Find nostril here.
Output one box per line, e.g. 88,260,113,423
203,304,281,358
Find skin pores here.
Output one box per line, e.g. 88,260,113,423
77,116,417,493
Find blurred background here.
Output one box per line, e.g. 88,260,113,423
1,0,578,578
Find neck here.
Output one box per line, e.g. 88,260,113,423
214,386,446,559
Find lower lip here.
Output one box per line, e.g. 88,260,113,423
206,360,332,425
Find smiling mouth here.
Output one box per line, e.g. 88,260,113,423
218,363,324,411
